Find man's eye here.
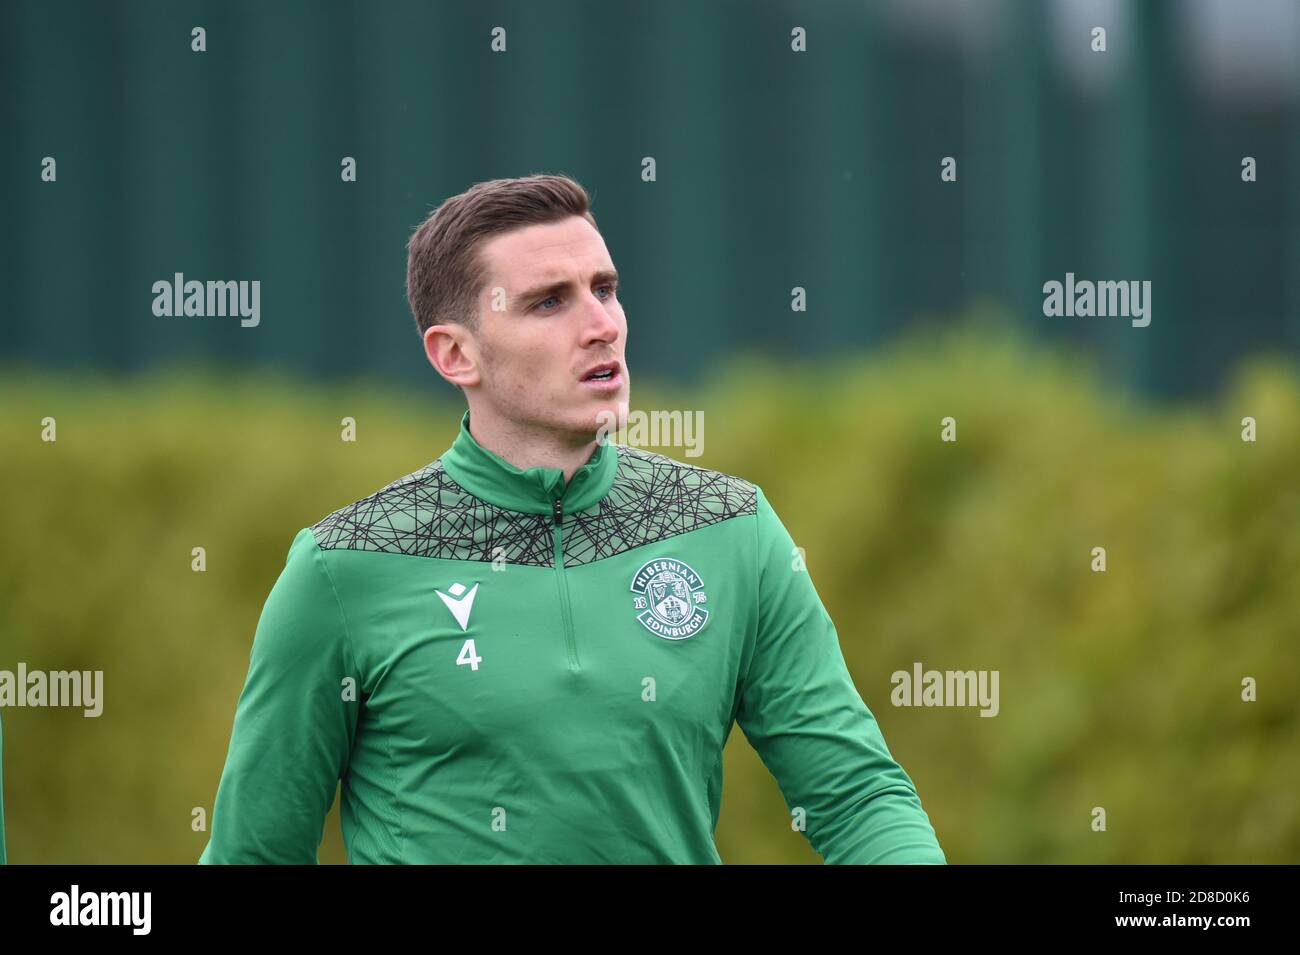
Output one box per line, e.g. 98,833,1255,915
533,285,617,312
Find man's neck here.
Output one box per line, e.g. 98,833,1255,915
467,410,599,486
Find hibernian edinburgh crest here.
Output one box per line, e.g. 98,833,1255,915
629,557,710,640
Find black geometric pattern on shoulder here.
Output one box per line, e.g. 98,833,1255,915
310,460,555,565
309,446,757,566
560,445,757,566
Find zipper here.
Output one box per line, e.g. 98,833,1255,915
553,495,580,671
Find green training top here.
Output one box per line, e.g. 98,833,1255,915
200,409,945,864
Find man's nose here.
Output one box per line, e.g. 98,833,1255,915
581,291,621,343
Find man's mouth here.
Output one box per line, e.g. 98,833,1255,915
580,361,622,384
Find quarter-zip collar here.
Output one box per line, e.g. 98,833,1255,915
440,409,618,515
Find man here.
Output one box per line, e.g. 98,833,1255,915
200,174,945,864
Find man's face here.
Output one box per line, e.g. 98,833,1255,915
468,215,629,442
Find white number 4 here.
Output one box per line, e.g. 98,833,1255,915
456,639,483,671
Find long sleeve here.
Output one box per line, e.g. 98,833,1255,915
736,487,946,864
199,528,360,864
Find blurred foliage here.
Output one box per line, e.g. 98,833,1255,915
1,313,1297,864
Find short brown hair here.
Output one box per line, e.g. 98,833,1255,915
406,174,598,336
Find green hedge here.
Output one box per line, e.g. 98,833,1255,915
2,316,1296,863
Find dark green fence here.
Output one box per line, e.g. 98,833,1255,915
1,0,1296,399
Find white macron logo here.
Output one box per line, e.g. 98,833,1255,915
436,582,479,631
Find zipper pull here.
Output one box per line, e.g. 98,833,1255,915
553,497,563,525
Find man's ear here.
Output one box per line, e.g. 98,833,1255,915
423,323,481,389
